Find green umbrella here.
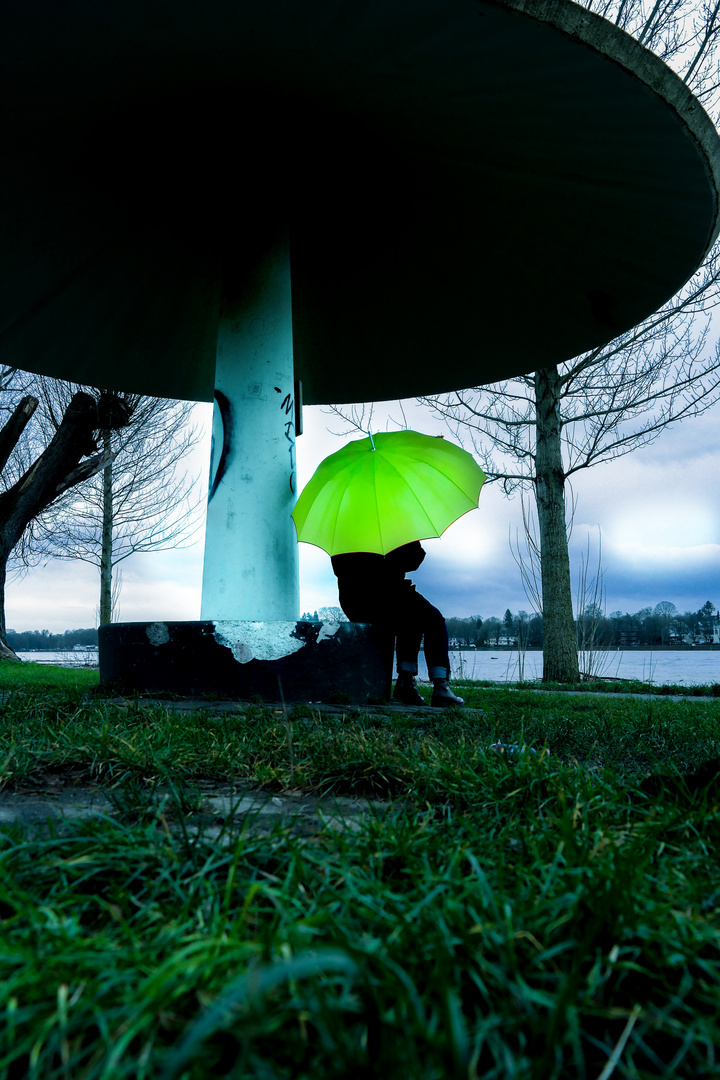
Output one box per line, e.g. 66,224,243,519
292,430,486,556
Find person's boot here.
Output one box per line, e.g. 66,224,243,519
393,672,425,706
431,678,464,707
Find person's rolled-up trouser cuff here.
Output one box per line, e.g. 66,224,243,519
428,665,450,680
398,660,418,674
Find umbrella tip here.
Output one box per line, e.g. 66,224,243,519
367,431,376,451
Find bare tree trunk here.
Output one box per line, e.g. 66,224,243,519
99,431,113,625
535,367,580,683
0,391,131,653
0,396,38,475
0,558,19,660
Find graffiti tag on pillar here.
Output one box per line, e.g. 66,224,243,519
208,390,233,502
280,391,296,494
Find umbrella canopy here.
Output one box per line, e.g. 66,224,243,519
292,431,486,556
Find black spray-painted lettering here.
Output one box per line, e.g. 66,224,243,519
208,390,233,502
281,392,296,494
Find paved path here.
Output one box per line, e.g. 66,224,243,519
502,688,717,703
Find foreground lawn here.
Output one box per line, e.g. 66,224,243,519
0,684,719,1077
0,660,98,694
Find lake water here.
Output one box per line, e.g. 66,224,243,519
439,649,720,686
17,650,98,669
16,648,720,686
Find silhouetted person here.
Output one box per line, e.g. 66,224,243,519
331,540,464,707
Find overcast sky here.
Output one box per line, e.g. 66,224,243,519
6,391,718,634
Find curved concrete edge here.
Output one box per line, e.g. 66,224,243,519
498,0,720,257
99,620,393,704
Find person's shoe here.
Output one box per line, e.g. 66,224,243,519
393,673,425,706
431,679,464,707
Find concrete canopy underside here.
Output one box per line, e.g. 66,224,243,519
1,0,718,405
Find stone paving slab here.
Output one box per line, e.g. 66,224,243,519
99,696,460,716
0,775,403,840
99,692,714,714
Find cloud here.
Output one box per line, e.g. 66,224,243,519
6,546,206,633
6,562,100,633
597,541,719,613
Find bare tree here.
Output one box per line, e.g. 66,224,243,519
325,2,720,682
0,382,133,656
423,241,720,680
29,380,204,625
316,0,720,685
419,0,720,682
328,0,720,683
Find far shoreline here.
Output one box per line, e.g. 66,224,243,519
454,644,720,652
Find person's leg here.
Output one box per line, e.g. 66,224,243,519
393,627,424,704
392,588,425,705
403,591,464,707
395,628,423,675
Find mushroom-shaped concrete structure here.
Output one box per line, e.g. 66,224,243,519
1,0,719,664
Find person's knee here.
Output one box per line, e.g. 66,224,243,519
425,603,446,630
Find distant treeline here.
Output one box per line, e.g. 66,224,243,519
7,600,719,652
447,601,719,648
7,628,98,652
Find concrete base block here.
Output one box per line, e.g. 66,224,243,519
99,620,392,703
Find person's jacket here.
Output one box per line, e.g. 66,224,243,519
331,542,425,621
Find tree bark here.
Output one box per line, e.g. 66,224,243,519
0,396,38,475
0,559,20,659
535,367,580,683
99,431,113,625
0,391,131,652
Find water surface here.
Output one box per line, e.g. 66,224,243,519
17,648,719,687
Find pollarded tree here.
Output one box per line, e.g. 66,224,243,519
28,380,205,625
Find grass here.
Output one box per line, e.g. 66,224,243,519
516,678,720,699
0,659,98,694
0,670,720,1076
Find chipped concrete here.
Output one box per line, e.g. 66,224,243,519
212,621,307,663
145,622,171,646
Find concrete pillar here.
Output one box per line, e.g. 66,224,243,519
200,241,299,621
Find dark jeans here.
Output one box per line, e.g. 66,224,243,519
342,583,450,680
